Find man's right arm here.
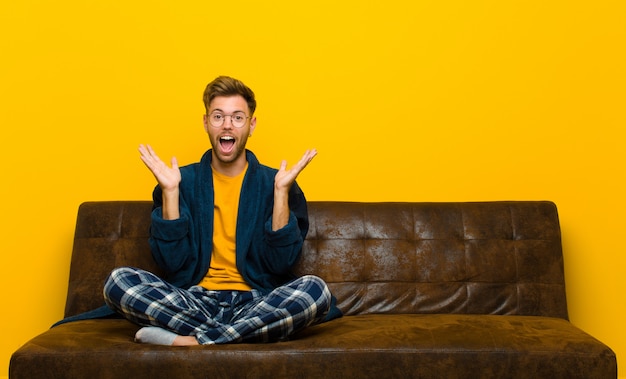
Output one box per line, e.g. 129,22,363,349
160,188,180,220
149,183,197,285
139,144,196,281
139,144,181,220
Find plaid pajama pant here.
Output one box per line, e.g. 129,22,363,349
103,267,331,345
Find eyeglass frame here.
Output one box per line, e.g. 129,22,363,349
206,110,252,128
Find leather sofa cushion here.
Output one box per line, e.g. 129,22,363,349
11,315,615,379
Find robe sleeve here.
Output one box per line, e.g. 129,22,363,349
148,185,199,284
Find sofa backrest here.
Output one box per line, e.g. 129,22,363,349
64,202,160,319
64,201,568,320
294,201,568,319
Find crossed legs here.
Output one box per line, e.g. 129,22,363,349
103,267,331,345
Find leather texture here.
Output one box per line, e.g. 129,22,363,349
10,201,617,378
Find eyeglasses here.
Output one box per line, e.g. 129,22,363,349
207,111,251,128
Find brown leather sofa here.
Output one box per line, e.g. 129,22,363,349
10,201,617,378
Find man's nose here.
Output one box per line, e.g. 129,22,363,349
223,115,234,128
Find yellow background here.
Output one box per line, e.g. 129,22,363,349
1,1,624,377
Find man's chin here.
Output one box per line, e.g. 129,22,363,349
213,149,243,165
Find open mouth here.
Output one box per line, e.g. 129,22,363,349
219,136,236,153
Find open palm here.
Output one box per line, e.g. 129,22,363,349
274,149,317,192
138,144,181,192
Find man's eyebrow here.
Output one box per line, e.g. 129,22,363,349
209,108,246,113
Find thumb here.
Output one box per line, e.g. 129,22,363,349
171,156,179,170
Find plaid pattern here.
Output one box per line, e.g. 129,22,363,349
104,267,331,345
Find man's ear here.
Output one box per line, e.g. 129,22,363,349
249,116,257,136
203,114,209,133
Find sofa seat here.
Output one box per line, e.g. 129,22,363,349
11,314,614,379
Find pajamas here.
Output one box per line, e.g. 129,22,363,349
104,267,331,345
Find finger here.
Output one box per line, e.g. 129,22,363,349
146,144,161,161
139,144,153,166
294,149,317,171
302,148,317,162
139,144,168,175
138,144,150,159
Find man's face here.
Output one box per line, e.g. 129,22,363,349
203,95,256,167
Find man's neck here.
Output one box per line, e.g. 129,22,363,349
211,153,248,177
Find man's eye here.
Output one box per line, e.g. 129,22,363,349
234,115,244,121
212,114,223,120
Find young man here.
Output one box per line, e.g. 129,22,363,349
103,76,339,346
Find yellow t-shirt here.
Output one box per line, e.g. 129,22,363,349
199,164,252,291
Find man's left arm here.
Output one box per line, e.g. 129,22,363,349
272,149,317,231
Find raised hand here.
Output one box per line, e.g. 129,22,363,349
272,149,317,231
274,149,318,193
138,144,181,193
139,144,181,220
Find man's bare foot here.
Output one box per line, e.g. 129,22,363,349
172,335,200,346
